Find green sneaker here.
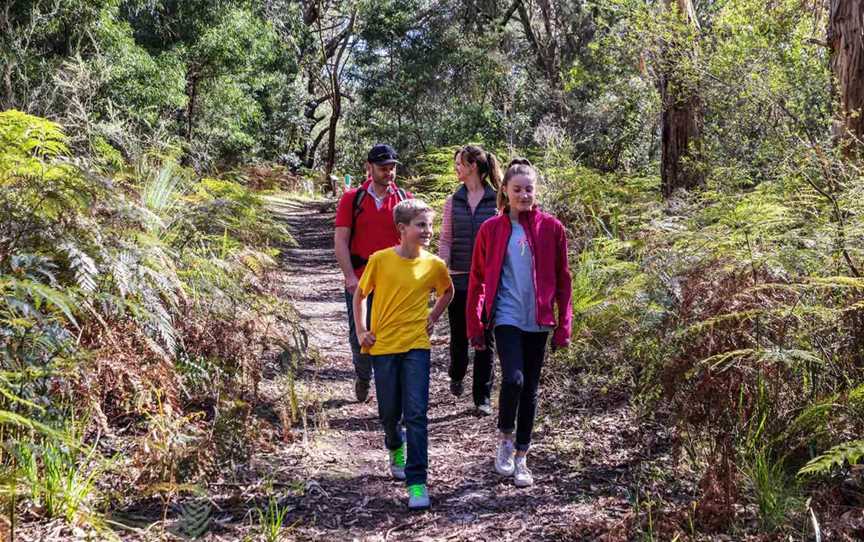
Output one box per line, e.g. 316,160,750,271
407,483,430,510
389,444,406,480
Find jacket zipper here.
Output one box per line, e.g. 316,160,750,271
520,211,544,328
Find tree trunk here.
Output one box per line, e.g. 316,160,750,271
1,61,13,110
828,0,864,156
303,126,329,169
322,12,356,179
324,90,340,179
185,71,199,142
660,0,704,198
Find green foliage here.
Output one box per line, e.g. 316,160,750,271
745,450,801,532
172,498,212,539
1,110,304,532
530,121,864,534
798,440,864,478
94,6,187,127
15,437,108,524
256,494,292,542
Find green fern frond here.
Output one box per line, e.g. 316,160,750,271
1,276,78,327
848,383,864,405
782,397,836,442
108,251,135,298
173,499,212,540
61,243,99,293
758,348,824,368
0,410,62,438
798,440,864,477
141,289,177,354
0,110,69,164
9,253,59,284
236,249,276,277
806,276,864,289
696,348,756,372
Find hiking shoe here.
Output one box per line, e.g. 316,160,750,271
514,455,534,487
355,378,370,402
475,401,492,417
449,379,464,397
407,484,430,510
389,444,406,480
494,439,515,476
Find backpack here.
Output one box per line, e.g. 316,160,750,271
349,185,408,269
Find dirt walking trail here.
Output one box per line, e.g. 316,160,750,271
267,196,675,541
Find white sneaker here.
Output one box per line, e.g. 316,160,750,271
513,455,533,487
494,439,515,476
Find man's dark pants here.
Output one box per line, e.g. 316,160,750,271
345,289,373,382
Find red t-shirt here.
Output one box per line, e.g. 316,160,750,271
335,180,412,278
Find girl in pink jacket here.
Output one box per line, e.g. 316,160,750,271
466,158,572,487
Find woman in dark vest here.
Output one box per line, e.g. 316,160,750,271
438,145,502,415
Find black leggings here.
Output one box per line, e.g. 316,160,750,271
447,289,494,406
494,325,548,452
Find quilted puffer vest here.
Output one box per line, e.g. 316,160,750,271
450,183,497,289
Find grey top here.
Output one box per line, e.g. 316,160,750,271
493,221,551,333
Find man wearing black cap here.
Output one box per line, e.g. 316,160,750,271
334,144,412,401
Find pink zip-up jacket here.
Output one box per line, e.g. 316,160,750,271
466,207,573,347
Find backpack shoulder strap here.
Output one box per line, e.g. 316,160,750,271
348,187,366,251
395,187,407,202
353,187,367,216
351,188,368,225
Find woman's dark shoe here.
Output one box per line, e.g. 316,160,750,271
449,379,464,397
355,378,371,402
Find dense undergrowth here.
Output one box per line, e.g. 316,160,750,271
0,110,311,538
539,158,864,538
565,180,864,538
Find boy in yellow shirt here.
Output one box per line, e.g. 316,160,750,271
353,199,453,510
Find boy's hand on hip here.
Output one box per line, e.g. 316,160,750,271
358,330,376,348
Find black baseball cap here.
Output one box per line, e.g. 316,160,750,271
367,144,400,165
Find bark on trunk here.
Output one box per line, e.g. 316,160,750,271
660,0,704,198
512,0,566,117
1,62,13,110
322,12,356,179
185,72,199,142
324,90,340,179
303,126,329,169
828,0,864,156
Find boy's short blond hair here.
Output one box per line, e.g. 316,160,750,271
393,199,434,225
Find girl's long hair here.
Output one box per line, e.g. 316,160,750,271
498,158,538,211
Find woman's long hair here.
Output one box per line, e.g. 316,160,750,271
455,145,502,196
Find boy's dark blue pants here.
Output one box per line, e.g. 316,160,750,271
371,349,430,486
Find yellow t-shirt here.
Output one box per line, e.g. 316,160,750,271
357,247,452,356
